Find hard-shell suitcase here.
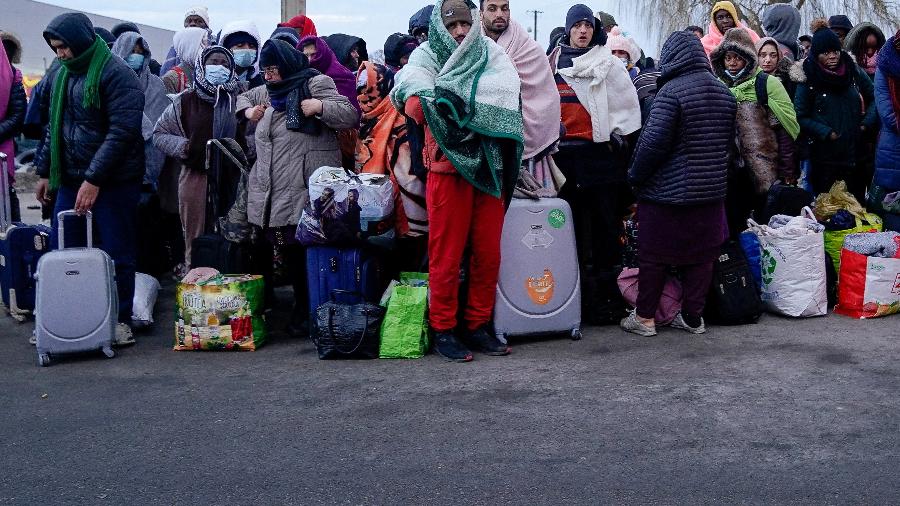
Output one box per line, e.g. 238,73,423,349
34,211,117,366
306,246,384,316
493,198,582,342
0,153,52,320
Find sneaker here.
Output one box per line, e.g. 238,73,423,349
466,326,511,356
29,333,36,345
670,313,707,335
620,311,658,337
433,331,473,362
114,323,136,347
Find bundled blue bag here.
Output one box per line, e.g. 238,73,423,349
739,229,762,291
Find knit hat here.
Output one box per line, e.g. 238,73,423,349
440,0,473,28
94,27,115,47
111,22,140,39
606,27,639,63
595,11,617,29
811,25,842,57
566,4,595,34
184,6,210,27
828,15,854,32
270,27,301,47
222,31,257,49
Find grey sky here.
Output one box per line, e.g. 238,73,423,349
43,0,661,56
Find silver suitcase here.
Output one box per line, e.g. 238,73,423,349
493,198,582,342
34,211,117,366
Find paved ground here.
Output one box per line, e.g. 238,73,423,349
3,192,900,504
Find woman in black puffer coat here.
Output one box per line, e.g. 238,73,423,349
624,30,737,337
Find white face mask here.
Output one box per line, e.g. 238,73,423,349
618,56,630,67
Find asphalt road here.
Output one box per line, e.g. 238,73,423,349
2,277,899,505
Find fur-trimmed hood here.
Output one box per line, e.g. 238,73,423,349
711,27,758,83
0,32,22,64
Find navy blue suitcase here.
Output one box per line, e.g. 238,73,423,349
305,246,385,316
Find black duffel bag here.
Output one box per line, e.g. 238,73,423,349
312,290,386,359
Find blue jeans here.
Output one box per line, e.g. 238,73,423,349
51,183,140,323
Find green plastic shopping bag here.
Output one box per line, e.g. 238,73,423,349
823,213,883,275
379,273,429,359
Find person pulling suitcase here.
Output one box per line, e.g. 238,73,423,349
34,13,145,346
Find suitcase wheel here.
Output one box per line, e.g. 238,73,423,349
37,353,50,367
102,346,115,359
571,328,583,341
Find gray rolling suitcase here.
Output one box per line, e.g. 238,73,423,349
34,211,117,366
493,198,582,342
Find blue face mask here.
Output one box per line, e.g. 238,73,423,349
204,64,231,86
126,54,145,71
232,49,257,68
724,67,749,80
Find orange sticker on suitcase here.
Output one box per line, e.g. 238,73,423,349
526,269,555,305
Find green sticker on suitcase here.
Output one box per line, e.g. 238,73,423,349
548,209,566,229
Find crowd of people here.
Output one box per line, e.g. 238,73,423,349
0,0,897,360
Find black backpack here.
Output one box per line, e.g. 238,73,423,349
706,241,763,325
760,183,814,224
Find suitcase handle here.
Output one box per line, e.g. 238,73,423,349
0,153,10,231
57,210,94,249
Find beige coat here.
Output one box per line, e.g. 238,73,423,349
237,75,359,228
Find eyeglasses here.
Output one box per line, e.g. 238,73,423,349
262,67,280,76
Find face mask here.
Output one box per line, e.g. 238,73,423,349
232,49,257,68
126,54,145,71
205,64,231,86
618,56,630,67
724,67,749,80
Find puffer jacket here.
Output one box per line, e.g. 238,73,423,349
236,75,358,228
628,31,736,205
873,41,900,191
36,17,145,188
0,79,26,143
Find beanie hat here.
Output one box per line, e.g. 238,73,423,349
828,15,854,32
566,4,595,34
440,0,473,28
811,24,843,57
222,31,257,49
595,11,618,29
270,27,300,47
606,27,639,62
184,6,210,27
94,27,115,46
111,22,140,39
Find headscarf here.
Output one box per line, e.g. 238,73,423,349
357,62,400,173
0,36,15,180
279,15,317,38
258,39,322,135
298,35,361,117
701,1,761,57
193,45,239,140
173,27,208,72
44,13,112,191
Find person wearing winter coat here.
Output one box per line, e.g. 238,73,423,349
161,27,208,94
549,4,641,323
236,39,358,334
355,61,428,265
845,23,886,81
623,30,737,337
383,33,420,73
794,27,876,201
299,36,362,170
761,3,801,61
35,13,145,344
606,27,642,80
0,36,25,222
220,21,265,90
871,31,900,232
712,28,799,235
827,15,853,45
111,32,168,190
701,1,760,58
391,0,524,362
153,46,241,274
324,34,368,72
757,36,800,99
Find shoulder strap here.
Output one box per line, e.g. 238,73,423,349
755,72,769,110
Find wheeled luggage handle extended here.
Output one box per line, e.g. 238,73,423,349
0,152,10,231
57,210,94,249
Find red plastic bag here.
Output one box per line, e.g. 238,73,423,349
835,249,900,319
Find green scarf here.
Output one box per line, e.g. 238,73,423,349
729,68,801,140
390,0,523,197
49,35,112,190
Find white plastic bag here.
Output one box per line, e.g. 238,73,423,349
751,208,828,317
132,273,161,327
